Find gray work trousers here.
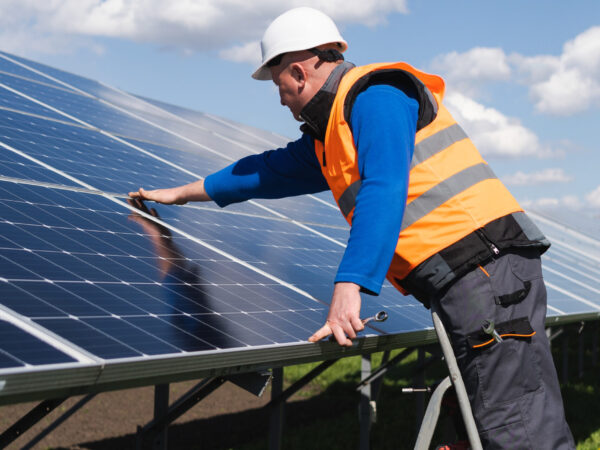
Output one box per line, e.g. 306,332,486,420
432,248,575,449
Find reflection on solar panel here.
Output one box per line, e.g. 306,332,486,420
0,50,599,404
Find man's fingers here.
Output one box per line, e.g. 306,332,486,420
351,317,365,332
332,324,352,346
308,323,332,342
342,322,357,340
309,322,353,347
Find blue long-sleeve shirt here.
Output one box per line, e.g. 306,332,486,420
204,84,419,295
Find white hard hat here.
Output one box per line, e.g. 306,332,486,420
252,7,348,80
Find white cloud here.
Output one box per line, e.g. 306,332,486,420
431,26,600,116
430,47,510,96
501,168,572,186
0,0,408,57
521,195,583,210
522,185,600,212
513,26,600,115
219,41,261,66
444,91,558,158
586,185,600,208
509,53,560,84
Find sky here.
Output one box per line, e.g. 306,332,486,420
1,0,600,218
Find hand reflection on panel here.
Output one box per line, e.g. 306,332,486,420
127,198,244,351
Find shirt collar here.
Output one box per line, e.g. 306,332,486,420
299,61,355,142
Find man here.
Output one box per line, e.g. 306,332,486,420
130,7,574,449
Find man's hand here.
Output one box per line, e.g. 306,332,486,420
128,187,188,205
128,179,211,205
309,282,364,347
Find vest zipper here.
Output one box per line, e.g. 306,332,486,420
322,148,327,167
476,229,500,256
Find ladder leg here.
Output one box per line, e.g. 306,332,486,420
431,307,483,450
414,376,452,450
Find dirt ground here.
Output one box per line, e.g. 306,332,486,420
0,380,280,449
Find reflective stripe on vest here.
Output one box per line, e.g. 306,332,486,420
410,123,468,169
337,162,497,228
337,123,480,222
401,162,496,230
339,180,361,218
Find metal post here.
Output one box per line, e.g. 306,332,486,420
371,350,390,401
593,322,598,367
562,332,569,383
269,367,284,450
359,354,373,450
414,347,426,434
430,307,482,450
136,377,226,450
578,324,585,379
153,384,169,450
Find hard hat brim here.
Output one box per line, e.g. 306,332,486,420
252,64,273,81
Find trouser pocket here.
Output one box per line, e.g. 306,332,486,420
472,324,541,409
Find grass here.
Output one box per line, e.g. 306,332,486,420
236,325,600,450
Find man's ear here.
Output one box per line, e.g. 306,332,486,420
290,63,307,87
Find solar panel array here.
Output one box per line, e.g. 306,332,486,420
0,51,599,403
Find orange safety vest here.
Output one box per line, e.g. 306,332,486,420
314,62,532,297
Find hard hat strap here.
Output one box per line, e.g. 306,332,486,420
308,47,345,63
265,47,344,70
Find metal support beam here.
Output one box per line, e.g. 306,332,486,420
0,397,66,448
153,384,169,450
359,354,373,450
549,326,564,342
136,377,227,450
266,360,338,450
562,332,570,384
593,322,599,367
414,347,426,435
267,359,338,407
578,323,585,379
269,367,284,450
370,350,390,402
21,394,96,450
355,348,413,391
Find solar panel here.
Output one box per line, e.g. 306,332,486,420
0,50,599,405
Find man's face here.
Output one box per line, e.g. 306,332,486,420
270,64,306,122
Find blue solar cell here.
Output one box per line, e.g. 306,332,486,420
0,52,69,88
123,316,216,352
0,110,196,192
0,351,22,369
36,317,141,359
0,51,128,103
137,96,289,150
251,311,317,341
4,281,106,317
81,317,183,356
0,181,343,362
215,312,300,344
0,73,79,123
0,320,76,366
